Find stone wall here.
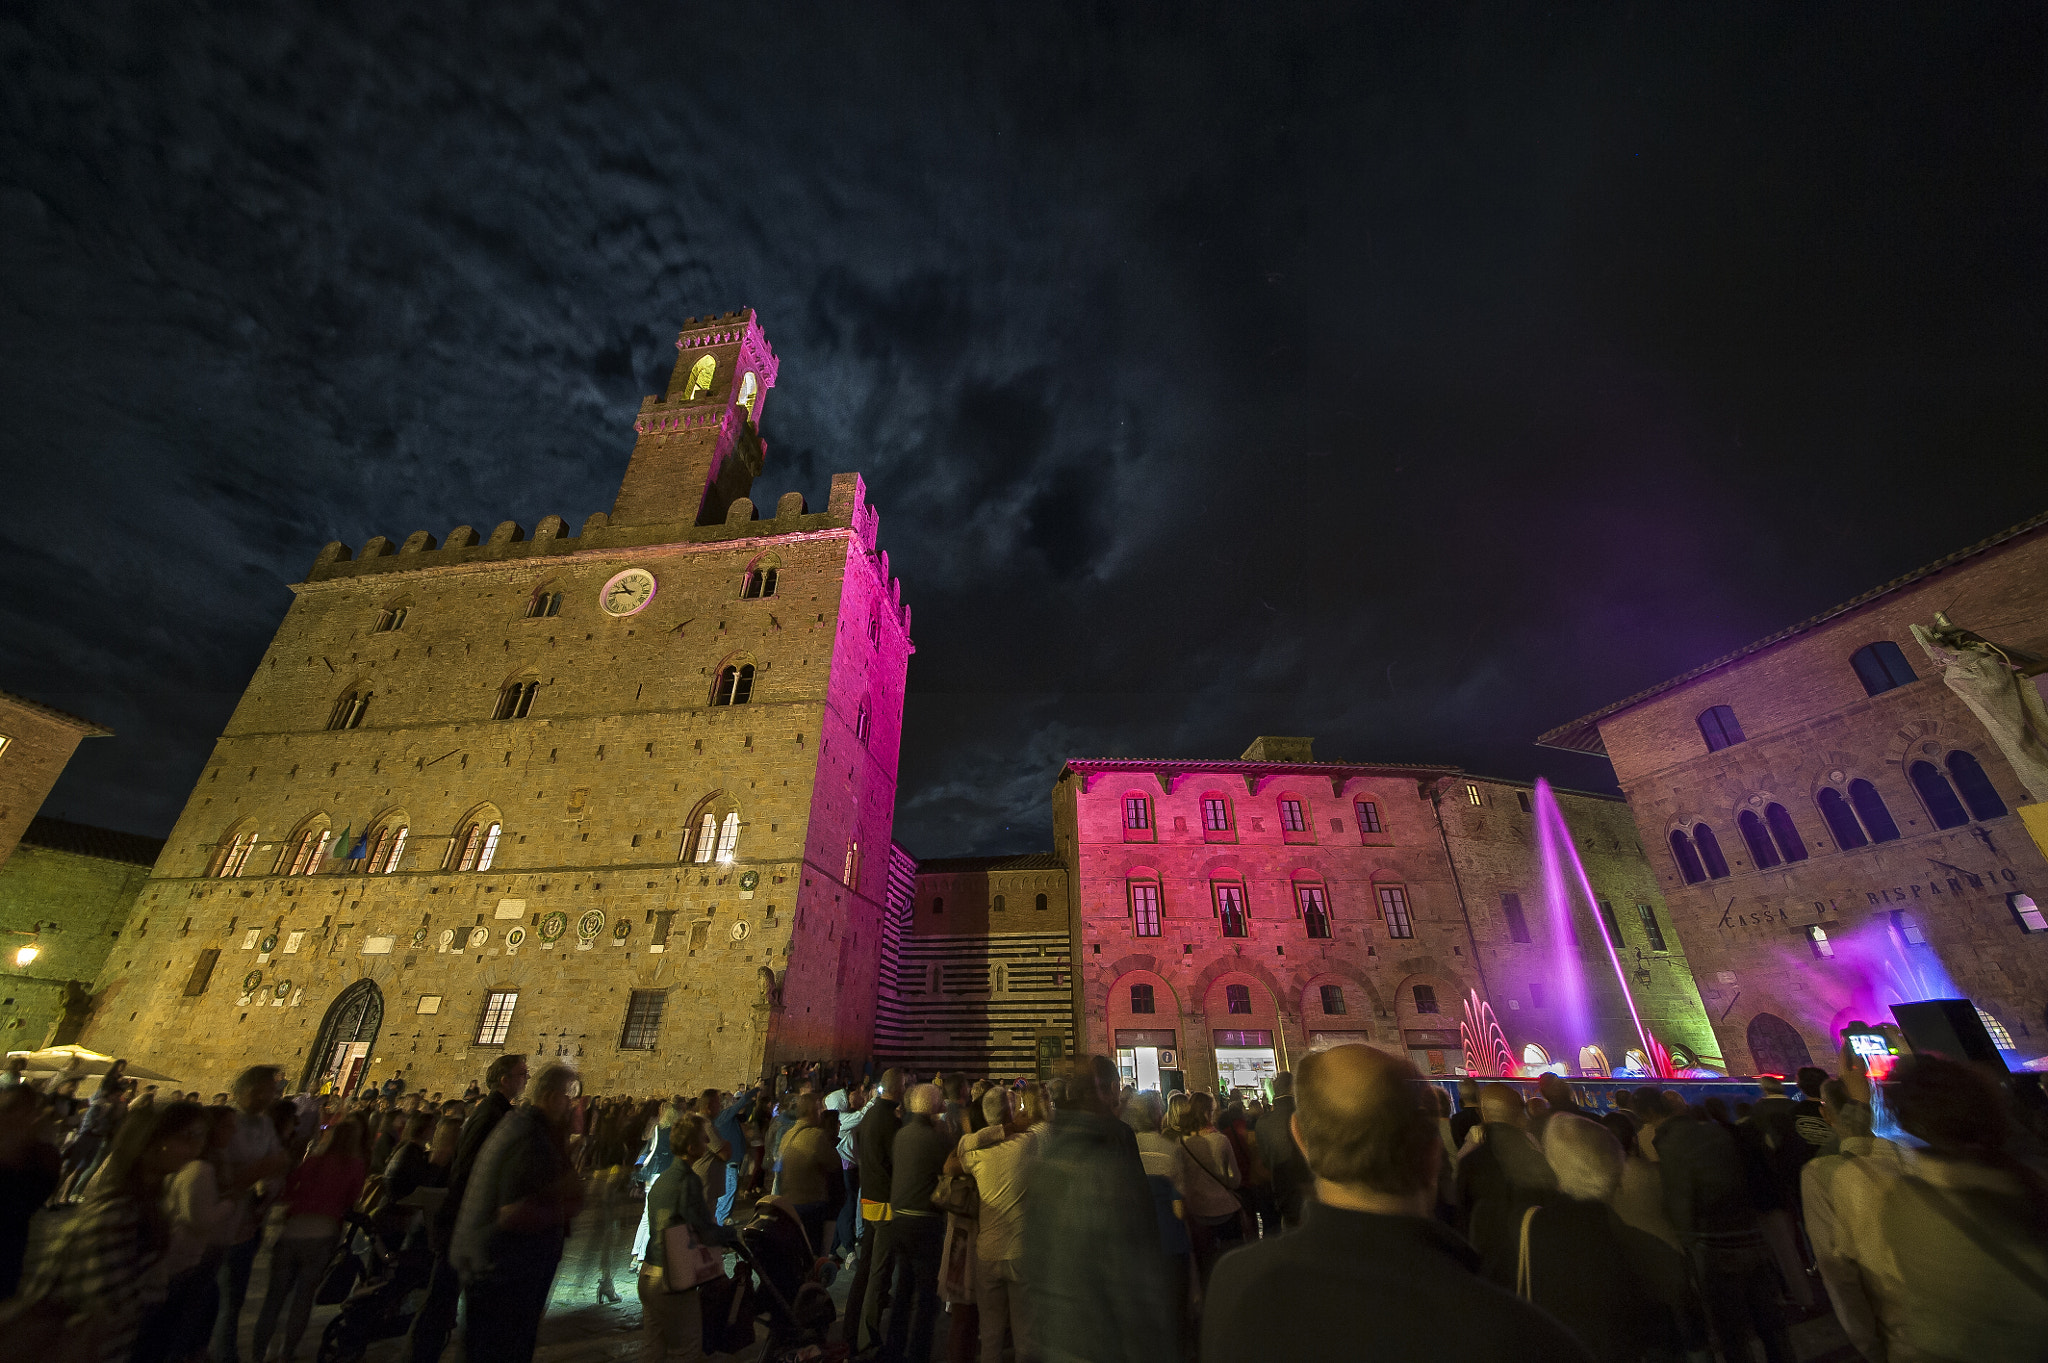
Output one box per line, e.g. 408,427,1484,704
0,820,161,1048
0,693,106,870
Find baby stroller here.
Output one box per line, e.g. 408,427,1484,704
315,1209,436,1363
732,1197,841,1362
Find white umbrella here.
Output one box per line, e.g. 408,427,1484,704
5,1044,183,1084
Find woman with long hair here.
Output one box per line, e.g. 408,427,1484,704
251,1117,367,1362
9,1099,209,1363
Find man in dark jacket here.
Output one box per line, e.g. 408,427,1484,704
451,1061,584,1363
1455,1083,1558,1278
1203,1044,1593,1363
1654,1102,1795,1363
879,1085,950,1363
1253,1071,1309,1229
1025,1056,1171,1363
408,1053,527,1363
841,1067,902,1351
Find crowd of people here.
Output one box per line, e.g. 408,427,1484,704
0,1042,2042,1363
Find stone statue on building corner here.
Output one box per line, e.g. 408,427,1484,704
1910,612,2048,803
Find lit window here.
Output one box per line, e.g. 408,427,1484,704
475,990,518,1046
1412,984,1439,1015
713,664,755,706
715,810,740,863
1636,903,1667,952
1806,925,1834,959
1909,761,1971,830
526,590,562,619
1279,798,1308,834
1130,882,1161,937
1946,751,2007,821
843,840,860,887
1697,706,1745,753
495,680,539,720
1354,799,1382,834
1501,893,1531,943
1596,900,1622,945
362,823,407,875
1319,985,1346,1015
741,565,778,599
683,353,716,400
1465,784,1482,806
1201,796,1232,836
1889,911,1926,946
1297,884,1332,938
689,812,716,864
1380,885,1414,939
1215,882,1248,937
1850,641,1918,697
1130,983,1155,1014
0,734,11,759
212,829,260,878
1530,982,1547,1009
1225,984,1253,1015
1978,1007,2016,1051
374,607,407,633
328,689,370,731
1522,1043,1550,1067
620,990,665,1049
736,370,758,415
450,820,501,872
1123,795,1152,831
282,826,330,876
2010,893,2048,933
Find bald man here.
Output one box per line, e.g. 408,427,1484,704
1200,1045,1591,1363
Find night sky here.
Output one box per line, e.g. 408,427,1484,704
5,5,2046,858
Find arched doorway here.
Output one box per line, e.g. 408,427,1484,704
303,979,383,1097
1745,1011,1812,1078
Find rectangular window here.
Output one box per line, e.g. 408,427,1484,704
1596,900,1623,946
1698,705,1746,752
1201,796,1232,834
843,840,860,887
1465,783,1482,806
1216,882,1248,937
1123,796,1150,830
1379,885,1414,939
1516,789,1531,812
475,990,518,1046
1636,903,1668,951
1412,984,1439,1015
1501,893,1531,943
1279,798,1307,833
1889,911,1927,946
1530,982,1547,1009
620,990,665,1049
1130,882,1161,937
1319,984,1346,1015
1130,983,1155,1014
1354,799,1382,834
1806,925,1834,959
1225,984,1253,1014
2011,894,2048,933
1297,884,1332,938
183,948,219,997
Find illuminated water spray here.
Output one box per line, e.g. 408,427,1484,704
1460,991,1518,1076
1532,779,1670,1077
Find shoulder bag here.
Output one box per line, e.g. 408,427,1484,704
1514,1205,1540,1300
662,1219,727,1292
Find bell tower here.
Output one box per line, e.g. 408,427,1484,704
612,309,781,527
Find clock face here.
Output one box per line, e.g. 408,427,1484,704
599,568,656,617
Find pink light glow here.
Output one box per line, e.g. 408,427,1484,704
1533,779,1663,1075
1460,990,1518,1076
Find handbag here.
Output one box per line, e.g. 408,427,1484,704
931,1170,979,1218
1514,1205,1539,1300
662,1220,726,1291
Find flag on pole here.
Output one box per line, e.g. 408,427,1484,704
330,826,351,862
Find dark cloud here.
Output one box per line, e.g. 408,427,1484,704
3,3,2045,855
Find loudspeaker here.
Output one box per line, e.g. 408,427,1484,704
1891,998,2010,1075
1160,1068,1187,1095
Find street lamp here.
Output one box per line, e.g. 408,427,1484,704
13,943,37,967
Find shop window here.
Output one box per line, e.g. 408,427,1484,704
1130,881,1161,937
1946,751,2007,821
1379,886,1414,939
1669,829,1707,884
1130,983,1156,1015
1697,705,1745,752
1908,761,1971,830
1354,799,1382,834
1501,893,1531,943
1848,779,1901,841
1850,641,1918,697
475,990,518,1046
1693,823,1731,879
1636,903,1668,952
620,990,665,1049
1216,882,1248,937
1738,810,1780,869
1765,804,1809,862
1319,984,1346,1015
1225,984,1253,1015
1297,884,1332,938
1412,984,1439,1015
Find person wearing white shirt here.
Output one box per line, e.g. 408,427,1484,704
954,1087,1042,1363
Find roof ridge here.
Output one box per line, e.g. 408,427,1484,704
0,689,114,737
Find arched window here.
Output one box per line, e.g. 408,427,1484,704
1669,830,1707,885
689,810,717,863
447,813,502,872
741,560,778,599
1848,779,1901,841
1764,804,1809,862
736,371,758,415
1214,881,1248,937
1693,823,1730,879
328,688,370,731
713,663,755,706
1737,811,1780,869
1128,879,1161,936
1697,705,1745,753
525,586,562,618
683,353,716,400
1946,751,2008,821
1816,787,1868,849
1035,892,1048,912
373,605,408,633
1908,761,1970,830
278,820,331,876
209,826,261,878
993,893,1007,913
495,678,539,720
715,810,740,863
1976,1007,2016,1052
680,795,740,865
1850,641,1918,697
1296,883,1332,938
1745,1012,1813,1077
364,819,408,875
